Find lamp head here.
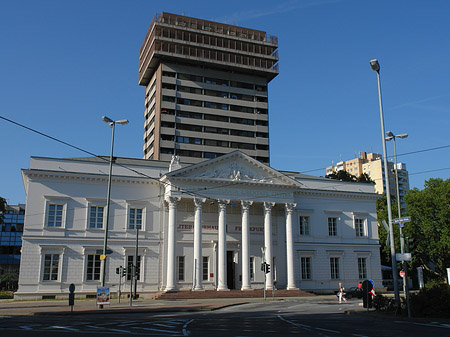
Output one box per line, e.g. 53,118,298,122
397,133,408,139
116,119,129,125
370,59,380,72
102,116,113,123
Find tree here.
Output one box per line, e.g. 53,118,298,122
404,178,450,283
326,170,357,182
357,173,375,184
0,196,6,225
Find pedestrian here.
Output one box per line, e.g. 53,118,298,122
338,282,347,303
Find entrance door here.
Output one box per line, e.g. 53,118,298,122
227,251,235,290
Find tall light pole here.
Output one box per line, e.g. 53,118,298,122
370,59,400,306
386,130,411,317
100,116,129,288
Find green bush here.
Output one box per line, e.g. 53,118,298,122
410,284,450,318
0,291,14,299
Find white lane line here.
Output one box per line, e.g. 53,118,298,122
183,319,194,336
137,327,179,333
20,326,33,330
277,315,312,329
153,323,177,328
352,334,369,337
50,325,80,332
412,322,450,329
316,327,340,333
107,328,133,333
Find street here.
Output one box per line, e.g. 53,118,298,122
1,297,449,336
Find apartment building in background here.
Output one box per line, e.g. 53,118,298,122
326,152,410,212
139,12,279,164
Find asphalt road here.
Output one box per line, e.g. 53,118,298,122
1,297,449,336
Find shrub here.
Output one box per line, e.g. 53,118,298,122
410,284,450,318
0,291,14,299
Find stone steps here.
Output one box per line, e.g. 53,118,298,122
154,289,315,300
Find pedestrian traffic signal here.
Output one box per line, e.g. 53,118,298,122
265,263,270,274
261,262,266,272
116,267,120,275
407,237,416,254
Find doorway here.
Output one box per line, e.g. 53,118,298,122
227,251,235,290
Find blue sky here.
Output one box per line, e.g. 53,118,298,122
1,0,449,205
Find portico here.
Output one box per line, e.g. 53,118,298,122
160,151,301,292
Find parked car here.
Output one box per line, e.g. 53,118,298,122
334,287,364,299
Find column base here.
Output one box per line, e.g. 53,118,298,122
217,286,230,291
193,286,205,291
164,286,177,293
241,286,253,291
287,286,299,291
265,286,275,291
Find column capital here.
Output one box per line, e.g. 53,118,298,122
241,200,253,211
193,198,206,209
165,196,181,208
263,201,275,213
217,199,230,211
285,203,297,214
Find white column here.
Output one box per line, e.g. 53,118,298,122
285,203,298,290
217,199,230,291
241,200,253,290
264,202,275,290
165,196,180,292
193,198,206,291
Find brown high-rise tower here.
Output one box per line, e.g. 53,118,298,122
139,13,279,164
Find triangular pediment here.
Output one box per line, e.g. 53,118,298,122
164,151,300,187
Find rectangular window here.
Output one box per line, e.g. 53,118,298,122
89,206,104,229
86,254,101,281
43,254,59,281
202,256,209,281
328,217,337,236
301,257,311,280
47,204,63,227
355,218,365,237
299,216,310,235
330,257,340,279
250,256,255,281
358,257,367,279
129,208,143,230
177,256,185,281
127,255,141,281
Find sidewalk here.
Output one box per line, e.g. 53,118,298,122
0,297,252,316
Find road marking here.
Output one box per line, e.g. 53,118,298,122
107,328,133,333
277,315,312,329
20,326,32,330
153,323,177,328
316,327,340,333
352,334,369,337
50,325,80,332
137,327,179,333
183,319,194,336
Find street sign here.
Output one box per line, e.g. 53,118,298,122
396,253,412,261
100,254,107,260
400,270,406,278
393,217,411,224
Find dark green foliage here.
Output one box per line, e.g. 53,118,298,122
410,284,450,318
404,178,450,282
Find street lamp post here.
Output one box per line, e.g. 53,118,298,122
386,131,411,317
370,59,400,306
100,116,129,289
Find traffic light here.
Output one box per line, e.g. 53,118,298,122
407,237,416,254
116,267,120,275
265,263,270,274
261,262,266,272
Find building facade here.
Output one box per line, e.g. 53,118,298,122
326,152,410,213
0,203,24,290
139,13,278,165
16,152,382,299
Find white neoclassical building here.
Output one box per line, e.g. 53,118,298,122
16,151,382,299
